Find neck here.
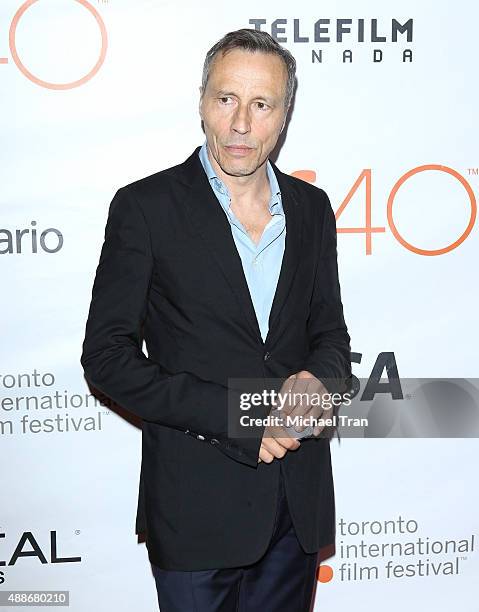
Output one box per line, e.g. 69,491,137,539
206,146,270,204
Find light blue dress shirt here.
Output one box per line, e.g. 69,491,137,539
198,139,286,342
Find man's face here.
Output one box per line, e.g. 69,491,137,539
199,48,288,177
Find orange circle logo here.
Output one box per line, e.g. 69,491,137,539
317,564,334,583
9,0,108,90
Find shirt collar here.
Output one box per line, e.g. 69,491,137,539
198,139,283,214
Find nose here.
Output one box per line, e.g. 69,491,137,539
231,102,250,135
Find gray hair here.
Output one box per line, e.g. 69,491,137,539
201,28,296,113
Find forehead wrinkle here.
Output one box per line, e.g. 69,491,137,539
207,52,287,104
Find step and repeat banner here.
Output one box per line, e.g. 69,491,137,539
1,0,477,610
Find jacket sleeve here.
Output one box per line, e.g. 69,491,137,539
301,189,352,397
80,186,265,468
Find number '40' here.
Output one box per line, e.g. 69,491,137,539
292,164,476,256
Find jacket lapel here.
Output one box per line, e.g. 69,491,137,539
267,158,303,344
178,146,303,346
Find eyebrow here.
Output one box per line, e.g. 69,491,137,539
215,90,275,104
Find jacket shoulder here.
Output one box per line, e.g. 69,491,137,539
280,171,333,215
286,172,329,199
114,149,199,205
120,161,186,196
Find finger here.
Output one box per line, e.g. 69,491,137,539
290,378,316,430
294,404,326,434
283,376,309,416
273,435,301,452
276,436,301,450
261,437,294,459
295,379,331,431
279,374,296,394
277,375,297,413
259,447,275,463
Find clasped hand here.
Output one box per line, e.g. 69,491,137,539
257,370,331,464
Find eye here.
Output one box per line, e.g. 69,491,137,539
218,96,233,104
256,101,270,111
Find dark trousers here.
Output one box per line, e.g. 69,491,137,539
151,471,319,611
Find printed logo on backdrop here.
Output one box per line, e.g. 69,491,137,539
0,221,63,254
316,517,476,584
0,529,81,587
249,18,413,64
291,165,477,257
0,369,111,436
0,0,107,89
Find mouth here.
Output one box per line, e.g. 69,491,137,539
224,145,254,156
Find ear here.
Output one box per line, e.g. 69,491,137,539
280,106,289,133
198,87,203,118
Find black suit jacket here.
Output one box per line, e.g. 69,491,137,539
80,145,351,571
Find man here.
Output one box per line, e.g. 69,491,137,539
81,28,351,611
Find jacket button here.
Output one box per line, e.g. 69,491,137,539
263,351,271,361
197,434,205,441
210,438,219,445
